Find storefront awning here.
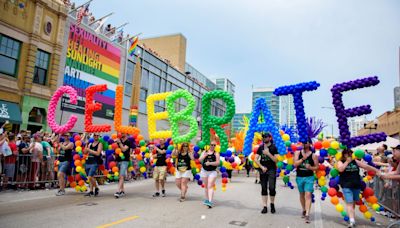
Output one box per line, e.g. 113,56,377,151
0,100,22,124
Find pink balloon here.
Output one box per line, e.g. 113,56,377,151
47,86,78,134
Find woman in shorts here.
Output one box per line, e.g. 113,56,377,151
172,142,194,202
199,141,220,208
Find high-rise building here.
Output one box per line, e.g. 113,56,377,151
279,95,296,128
395,86,400,108
232,113,251,133
252,88,280,127
348,117,368,137
215,78,235,97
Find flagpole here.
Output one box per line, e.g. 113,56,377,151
121,33,142,44
104,23,129,36
89,12,114,26
69,0,93,14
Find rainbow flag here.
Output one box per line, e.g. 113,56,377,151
128,36,138,57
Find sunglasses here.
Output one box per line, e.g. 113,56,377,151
210,144,216,146
182,145,189,147
94,134,100,137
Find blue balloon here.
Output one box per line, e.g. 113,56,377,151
344,216,349,222
194,174,201,180
102,135,110,142
370,217,375,222
364,154,372,163
193,146,200,152
226,150,232,157
320,149,328,157
220,167,227,173
89,138,94,143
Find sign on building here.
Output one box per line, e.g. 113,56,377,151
61,23,121,120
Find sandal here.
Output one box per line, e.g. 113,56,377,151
301,211,306,218
305,215,310,224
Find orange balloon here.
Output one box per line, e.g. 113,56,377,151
136,154,143,161
322,140,330,149
103,170,109,175
251,154,256,160
78,180,85,186
330,196,339,205
75,141,82,147
115,148,122,154
359,204,368,213
74,160,82,167
70,181,77,188
111,134,117,140
367,196,378,204
112,166,119,173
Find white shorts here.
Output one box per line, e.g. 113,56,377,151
200,168,218,178
175,170,192,179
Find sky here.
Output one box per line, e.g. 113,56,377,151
80,0,400,135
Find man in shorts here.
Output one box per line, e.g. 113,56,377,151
152,139,167,197
114,133,132,198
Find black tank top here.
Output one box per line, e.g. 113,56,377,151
177,152,191,171
202,152,217,171
86,142,100,164
339,160,361,189
59,143,72,162
297,152,315,177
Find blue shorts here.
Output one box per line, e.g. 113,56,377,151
296,176,315,193
342,188,360,203
85,164,98,177
118,161,129,177
58,161,69,175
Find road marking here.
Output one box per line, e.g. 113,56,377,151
96,215,139,228
314,191,324,228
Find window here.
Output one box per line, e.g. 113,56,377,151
141,69,149,89
33,50,50,85
125,61,135,96
0,35,21,77
140,88,147,101
124,82,132,96
152,76,160,93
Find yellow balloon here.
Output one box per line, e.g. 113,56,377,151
145,153,151,159
352,153,356,160
364,211,372,219
372,203,380,211
75,146,82,152
287,158,294,165
140,146,146,152
114,172,119,176
75,186,80,192
282,134,290,141
335,152,342,161
215,145,221,153
253,162,259,168
128,166,134,172
278,155,284,162
363,177,369,183
222,187,226,192
76,166,82,172
336,204,344,212
139,167,146,173
330,141,339,150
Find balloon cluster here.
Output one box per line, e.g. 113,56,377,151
273,81,320,143
166,90,198,144
114,85,141,135
330,76,386,148
202,90,235,153
146,92,173,139
243,98,286,156
47,86,78,133
85,85,111,133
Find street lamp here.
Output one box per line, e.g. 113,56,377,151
363,120,378,134
321,107,334,137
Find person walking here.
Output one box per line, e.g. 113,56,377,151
199,141,220,208
172,142,194,202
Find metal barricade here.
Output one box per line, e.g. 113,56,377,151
372,176,400,218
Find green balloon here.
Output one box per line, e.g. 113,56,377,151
277,161,284,169
285,141,291,147
283,176,290,184
320,186,328,193
286,164,293,171
339,143,347,150
139,140,146,146
168,145,174,151
114,175,119,181
138,161,145,167
341,211,348,217
198,141,206,149
330,168,339,177
354,149,365,159
328,148,337,156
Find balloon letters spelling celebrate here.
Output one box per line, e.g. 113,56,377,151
274,81,320,143
331,76,386,148
202,90,235,153
84,84,112,133
47,86,78,134
166,89,198,144
147,92,172,139
243,98,286,156
114,85,141,135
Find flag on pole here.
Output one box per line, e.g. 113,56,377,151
128,36,139,57
94,17,108,33
76,3,90,26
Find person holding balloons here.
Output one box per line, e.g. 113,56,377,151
294,139,318,223
253,133,278,214
56,133,74,196
172,142,194,202
199,141,220,208
114,133,133,198
152,138,168,197
83,133,103,197
337,149,380,228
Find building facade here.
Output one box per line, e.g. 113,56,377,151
348,116,368,137
252,88,280,127
0,0,68,133
395,86,400,108
357,108,400,140
279,95,296,128
232,113,251,133
215,78,235,97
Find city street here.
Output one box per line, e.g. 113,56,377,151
0,173,393,228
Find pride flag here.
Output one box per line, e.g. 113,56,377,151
128,36,138,57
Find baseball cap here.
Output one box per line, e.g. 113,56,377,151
391,145,400,150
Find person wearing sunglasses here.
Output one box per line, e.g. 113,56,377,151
199,141,220,208
172,142,194,202
337,148,379,228
153,138,168,197
56,133,74,196
254,132,279,214
83,133,103,197
114,133,132,198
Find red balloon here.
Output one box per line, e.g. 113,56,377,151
75,174,82,182
74,135,81,141
327,187,337,197
314,141,322,150
67,176,74,183
362,187,374,198
109,161,116,169
111,143,118,150
355,199,363,206
319,164,326,171
117,133,122,139
98,164,105,171
367,170,376,177
73,154,80,161
337,191,343,199
232,163,237,168
222,178,228,184
291,144,297,152
253,146,259,153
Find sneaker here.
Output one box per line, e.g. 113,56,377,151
203,199,209,205
305,215,310,224
120,191,125,197
348,222,355,228
114,192,121,198
255,180,258,184
261,206,268,214
152,192,160,197
56,189,65,196
84,191,94,197
301,211,306,218
161,190,166,197
205,200,213,208
94,188,99,196
270,203,276,214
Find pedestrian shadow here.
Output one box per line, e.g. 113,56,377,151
319,212,388,227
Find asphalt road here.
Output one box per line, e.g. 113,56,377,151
0,172,394,228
